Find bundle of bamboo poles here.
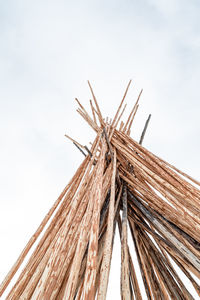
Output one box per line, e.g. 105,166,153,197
1,80,200,299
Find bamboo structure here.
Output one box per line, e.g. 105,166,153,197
1,81,200,299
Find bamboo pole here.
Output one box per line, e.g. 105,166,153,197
111,80,132,128
97,149,117,299
123,89,142,133
121,184,131,300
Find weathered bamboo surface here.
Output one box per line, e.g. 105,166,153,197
1,81,200,299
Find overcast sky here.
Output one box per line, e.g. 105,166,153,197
0,0,200,298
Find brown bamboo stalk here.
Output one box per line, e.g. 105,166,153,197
65,133,85,148
130,222,153,300
111,80,132,128
77,108,99,132
119,121,124,131
114,103,127,132
97,149,117,299
128,248,142,300
123,89,142,133
87,81,104,126
90,99,97,124
121,184,131,300
127,104,139,135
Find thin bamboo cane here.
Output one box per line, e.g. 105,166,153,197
111,80,132,128
97,148,117,300
121,184,131,300
128,249,142,300
77,108,99,132
129,221,152,300
90,99,97,125
87,81,104,126
123,89,142,133
127,104,139,135
115,103,127,131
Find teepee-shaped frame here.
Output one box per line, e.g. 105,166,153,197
1,81,200,299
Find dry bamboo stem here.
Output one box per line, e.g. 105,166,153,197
115,103,127,131
123,89,142,133
90,99,97,125
111,80,132,129
128,249,142,300
77,108,99,132
65,133,85,149
121,184,131,300
87,81,104,126
97,149,117,299
127,104,139,135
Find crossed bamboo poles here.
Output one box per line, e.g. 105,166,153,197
1,80,200,299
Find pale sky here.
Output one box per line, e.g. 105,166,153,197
0,1,200,298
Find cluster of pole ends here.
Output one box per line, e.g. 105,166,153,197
1,80,200,299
